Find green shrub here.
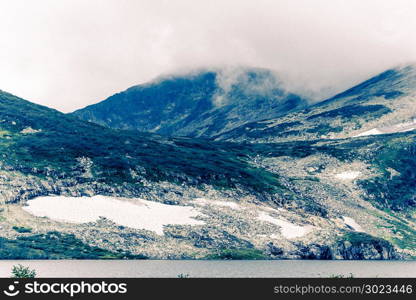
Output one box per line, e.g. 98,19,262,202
11,264,36,278
12,226,32,233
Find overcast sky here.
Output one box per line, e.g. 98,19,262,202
0,0,415,112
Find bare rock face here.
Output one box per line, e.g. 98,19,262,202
333,233,399,260
297,244,333,260
264,233,399,260
266,242,284,257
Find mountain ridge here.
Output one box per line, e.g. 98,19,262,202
0,67,415,260
71,67,308,138
216,64,416,142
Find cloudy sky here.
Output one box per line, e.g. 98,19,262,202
0,0,415,112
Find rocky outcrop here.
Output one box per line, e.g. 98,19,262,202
296,243,333,260
333,233,399,260
265,233,399,260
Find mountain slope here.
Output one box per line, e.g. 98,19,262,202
217,65,416,142
71,68,307,138
1,89,415,260
0,89,284,199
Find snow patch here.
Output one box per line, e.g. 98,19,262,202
23,195,204,235
149,125,161,132
342,216,364,232
258,212,312,239
20,127,41,134
335,171,361,180
193,198,242,210
261,206,286,214
353,119,416,137
354,128,383,137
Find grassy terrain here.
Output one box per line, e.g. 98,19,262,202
237,132,416,211
1,89,415,260
378,214,416,251
306,104,391,120
341,232,391,247
0,231,145,259
12,226,32,233
358,136,416,210
217,66,412,143
0,90,283,194
2,89,413,207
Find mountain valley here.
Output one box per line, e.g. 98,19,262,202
0,65,415,260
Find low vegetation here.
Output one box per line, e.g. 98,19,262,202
11,264,36,278
358,136,416,210
0,231,146,259
0,90,283,195
12,226,32,233
341,232,391,247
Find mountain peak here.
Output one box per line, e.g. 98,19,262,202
71,67,307,138
216,65,416,142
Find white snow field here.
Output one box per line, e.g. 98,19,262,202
354,119,416,137
342,216,364,232
257,211,312,239
23,195,204,235
335,171,361,180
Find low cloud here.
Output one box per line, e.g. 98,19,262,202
0,0,415,112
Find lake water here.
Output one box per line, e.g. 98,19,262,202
0,260,414,278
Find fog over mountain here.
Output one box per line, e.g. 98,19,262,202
71,67,308,138
0,0,415,112
1,1,416,261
